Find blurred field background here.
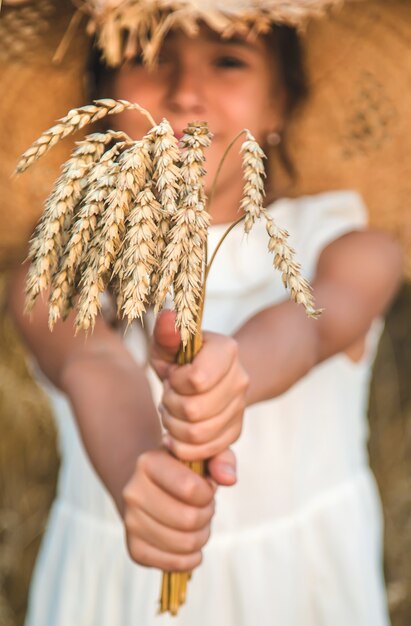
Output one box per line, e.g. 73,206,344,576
0,272,410,626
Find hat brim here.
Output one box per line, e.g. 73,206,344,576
278,0,411,275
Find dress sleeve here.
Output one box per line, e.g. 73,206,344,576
293,190,368,281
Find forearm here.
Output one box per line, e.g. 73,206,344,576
60,351,161,515
234,299,319,406
234,231,402,407
7,264,161,514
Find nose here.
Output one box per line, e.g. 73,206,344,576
165,60,206,118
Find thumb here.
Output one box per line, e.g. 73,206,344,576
207,448,237,487
151,310,181,379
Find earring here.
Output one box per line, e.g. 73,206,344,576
266,131,281,147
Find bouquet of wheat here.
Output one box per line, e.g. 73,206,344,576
17,98,320,615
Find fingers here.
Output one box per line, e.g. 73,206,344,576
167,332,239,395
207,448,237,486
160,395,243,446
122,448,215,571
125,506,211,556
126,536,203,572
163,416,243,462
136,449,214,507
125,469,215,532
151,310,180,381
152,328,248,464
162,357,249,423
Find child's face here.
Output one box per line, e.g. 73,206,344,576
111,27,285,195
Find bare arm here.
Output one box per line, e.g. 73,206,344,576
6,263,220,571
234,230,403,405
6,262,161,513
149,230,402,461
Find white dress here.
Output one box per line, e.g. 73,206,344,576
25,190,390,626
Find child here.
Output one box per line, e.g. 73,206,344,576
7,2,403,625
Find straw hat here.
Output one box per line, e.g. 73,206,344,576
1,0,410,273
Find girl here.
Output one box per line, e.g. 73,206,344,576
7,3,402,626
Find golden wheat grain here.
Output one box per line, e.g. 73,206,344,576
153,123,207,314
73,142,134,332
263,209,321,318
74,132,157,331
48,140,130,328
25,132,125,313
119,183,162,323
16,99,156,173
149,119,181,295
240,130,266,234
161,122,211,345
174,124,211,344
109,136,154,315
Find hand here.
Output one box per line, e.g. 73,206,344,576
122,447,215,572
151,311,249,464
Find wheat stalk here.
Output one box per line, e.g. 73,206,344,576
25,131,127,313
240,130,267,234
109,132,156,310
263,208,322,318
149,119,181,296
155,123,212,345
16,99,156,173
47,137,131,328
119,183,162,323
73,141,133,332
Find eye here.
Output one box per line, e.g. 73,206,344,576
214,56,247,69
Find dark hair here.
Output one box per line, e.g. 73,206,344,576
267,26,309,183
86,45,114,102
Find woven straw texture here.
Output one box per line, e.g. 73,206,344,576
0,0,89,270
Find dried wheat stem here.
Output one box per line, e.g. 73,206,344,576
263,208,322,318
47,138,130,328
240,130,266,233
16,99,156,173
118,183,161,324
205,214,246,280
110,135,155,312
73,141,135,331
75,133,157,331
154,123,211,318
25,131,127,313
208,128,246,214
169,122,212,346
149,119,181,296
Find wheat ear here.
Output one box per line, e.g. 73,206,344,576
240,130,267,234
149,119,181,296
74,141,131,331
47,135,132,328
119,183,162,323
111,136,160,321
171,122,212,346
25,131,126,313
16,99,156,173
263,209,322,318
